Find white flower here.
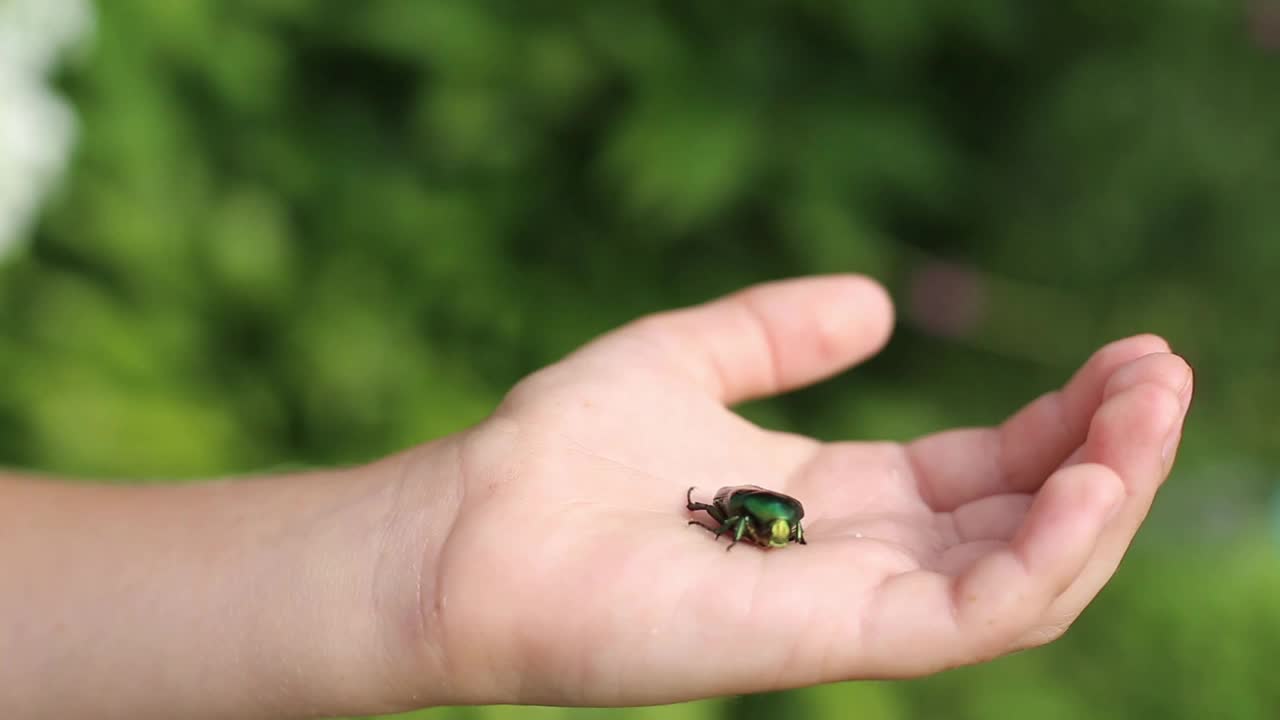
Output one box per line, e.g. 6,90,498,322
0,0,93,259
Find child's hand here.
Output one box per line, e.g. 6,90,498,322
397,275,1192,707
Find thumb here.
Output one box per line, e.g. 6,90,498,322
597,275,895,405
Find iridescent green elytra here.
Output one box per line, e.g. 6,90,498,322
686,485,807,551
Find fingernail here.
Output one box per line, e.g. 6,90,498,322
1161,420,1182,468
1161,370,1192,467
1176,369,1193,413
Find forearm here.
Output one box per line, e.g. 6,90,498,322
0,441,459,719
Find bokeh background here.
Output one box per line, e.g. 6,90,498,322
3,1,1280,718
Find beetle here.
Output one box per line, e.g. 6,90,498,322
686,485,807,551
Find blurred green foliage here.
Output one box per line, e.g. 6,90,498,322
3,0,1280,717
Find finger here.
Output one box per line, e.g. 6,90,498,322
860,462,1122,676
936,540,1006,576
596,275,894,405
951,493,1033,543
1056,351,1192,469
1000,336,1177,490
1014,354,1192,647
907,334,1171,511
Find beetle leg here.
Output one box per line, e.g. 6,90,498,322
688,509,734,540
716,516,741,538
687,520,721,535
691,503,726,524
686,487,728,526
686,486,721,514
725,515,750,552
686,489,750,550
795,522,806,545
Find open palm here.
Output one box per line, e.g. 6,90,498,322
430,276,1192,707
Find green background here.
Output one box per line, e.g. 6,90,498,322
4,1,1280,718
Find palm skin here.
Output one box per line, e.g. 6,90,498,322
420,276,1192,707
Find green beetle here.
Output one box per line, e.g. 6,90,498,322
686,485,807,550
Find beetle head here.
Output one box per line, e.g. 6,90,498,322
767,518,791,547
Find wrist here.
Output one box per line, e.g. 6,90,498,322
130,440,469,718
308,419,527,712
177,458,457,719
352,434,468,712
369,417,528,709
235,456,444,718
223,434,472,717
